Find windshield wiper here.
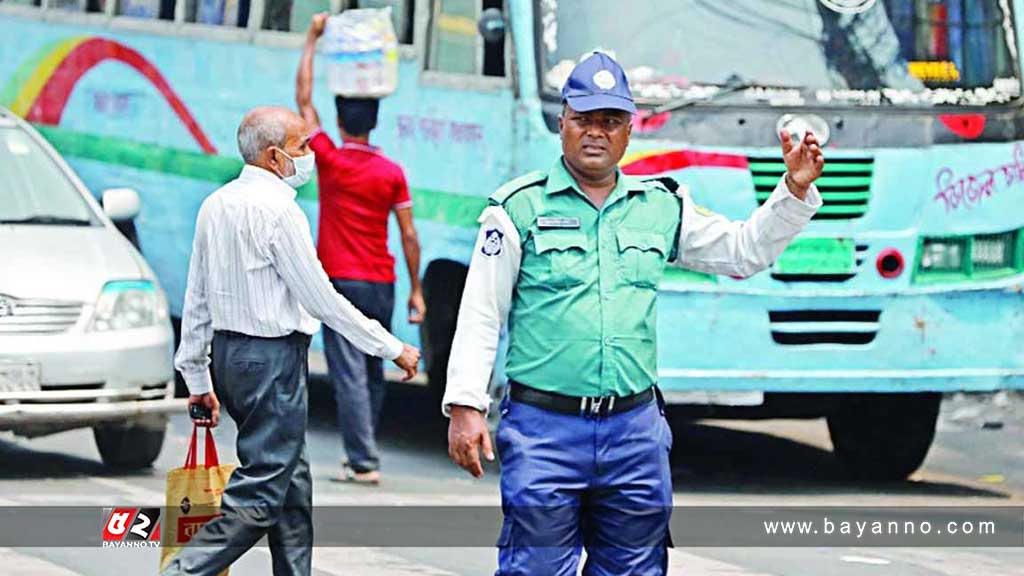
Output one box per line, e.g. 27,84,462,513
0,215,93,226
653,75,801,114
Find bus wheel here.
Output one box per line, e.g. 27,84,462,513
827,393,941,482
420,260,468,406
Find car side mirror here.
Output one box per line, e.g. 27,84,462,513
478,7,505,44
102,188,141,221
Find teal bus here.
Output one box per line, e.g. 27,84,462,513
2,0,1021,480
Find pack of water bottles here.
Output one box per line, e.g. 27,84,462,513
321,8,399,98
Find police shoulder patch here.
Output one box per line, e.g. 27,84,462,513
490,170,548,205
481,228,505,257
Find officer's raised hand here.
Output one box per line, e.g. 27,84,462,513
780,130,825,200
448,405,494,478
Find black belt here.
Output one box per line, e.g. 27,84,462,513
214,330,311,346
509,381,655,418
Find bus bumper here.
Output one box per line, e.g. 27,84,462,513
656,281,1024,394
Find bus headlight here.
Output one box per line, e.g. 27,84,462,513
915,229,1022,284
90,280,168,332
920,239,965,271
971,233,1014,268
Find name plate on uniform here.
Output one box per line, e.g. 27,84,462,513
537,217,581,230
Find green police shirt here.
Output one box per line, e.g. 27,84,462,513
441,157,821,411
498,158,681,398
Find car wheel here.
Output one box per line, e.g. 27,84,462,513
827,392,941,482
94,420,167,469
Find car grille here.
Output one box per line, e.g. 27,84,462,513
748,156,874,220
0,296,84,334
769,310,881,345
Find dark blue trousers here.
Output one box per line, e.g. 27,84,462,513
495,392,674,576
323,279,395,472
162,331,312,576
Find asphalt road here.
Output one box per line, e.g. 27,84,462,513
0,382,1021,575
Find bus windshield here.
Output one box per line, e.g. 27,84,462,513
537,0,1022,107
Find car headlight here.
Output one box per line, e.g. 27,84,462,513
919,238,965,271
90,280,168,332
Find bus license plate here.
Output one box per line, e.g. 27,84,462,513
0,362,41,394
773,238,856,275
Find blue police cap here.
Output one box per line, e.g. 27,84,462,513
561,52,637,115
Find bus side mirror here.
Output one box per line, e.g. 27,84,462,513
478,7,505,44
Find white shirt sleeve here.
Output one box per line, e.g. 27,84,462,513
441,206,521,416
174,208,214,396
675,175,822,277
268,203,404,360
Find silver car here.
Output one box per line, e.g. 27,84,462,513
0,107,182,468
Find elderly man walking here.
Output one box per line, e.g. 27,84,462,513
164,106,420,576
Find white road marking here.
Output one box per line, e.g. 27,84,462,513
669,550,776,575
865,548,1024,576
840,555,891,565
86,476,165,505
251,547,459,576
0,548,81,576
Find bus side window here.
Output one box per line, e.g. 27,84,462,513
426,0,505,77
115,0,175,20
184,0,251,26
261,0,330,32
258,0,415,44
355,0,416,45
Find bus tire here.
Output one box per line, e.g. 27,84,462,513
827,393,941,482
420,260,468,406
93,417,167,469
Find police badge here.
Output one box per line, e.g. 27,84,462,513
481,229,504,257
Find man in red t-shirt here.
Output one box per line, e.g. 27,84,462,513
296,14,425,484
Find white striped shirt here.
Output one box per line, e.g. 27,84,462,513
174,165,404,395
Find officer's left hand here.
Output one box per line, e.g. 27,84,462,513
780,130,825,200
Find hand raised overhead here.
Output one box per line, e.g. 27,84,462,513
780,131,825,198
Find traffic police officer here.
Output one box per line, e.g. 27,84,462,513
444,52,825,575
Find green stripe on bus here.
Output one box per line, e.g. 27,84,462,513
752,174,873,188
32,124,485,228
816,204,869,215
756,191,872,202
748,161,873,174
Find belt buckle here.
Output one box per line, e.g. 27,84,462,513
581,395,616,417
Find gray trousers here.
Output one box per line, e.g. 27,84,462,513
162,330,313,576
323,279,395,473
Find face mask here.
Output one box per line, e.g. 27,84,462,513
274,147,315,188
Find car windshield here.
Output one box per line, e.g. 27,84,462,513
0,127,97,226
537,0,1022,107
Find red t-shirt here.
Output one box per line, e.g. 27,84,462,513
310,130,412,283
